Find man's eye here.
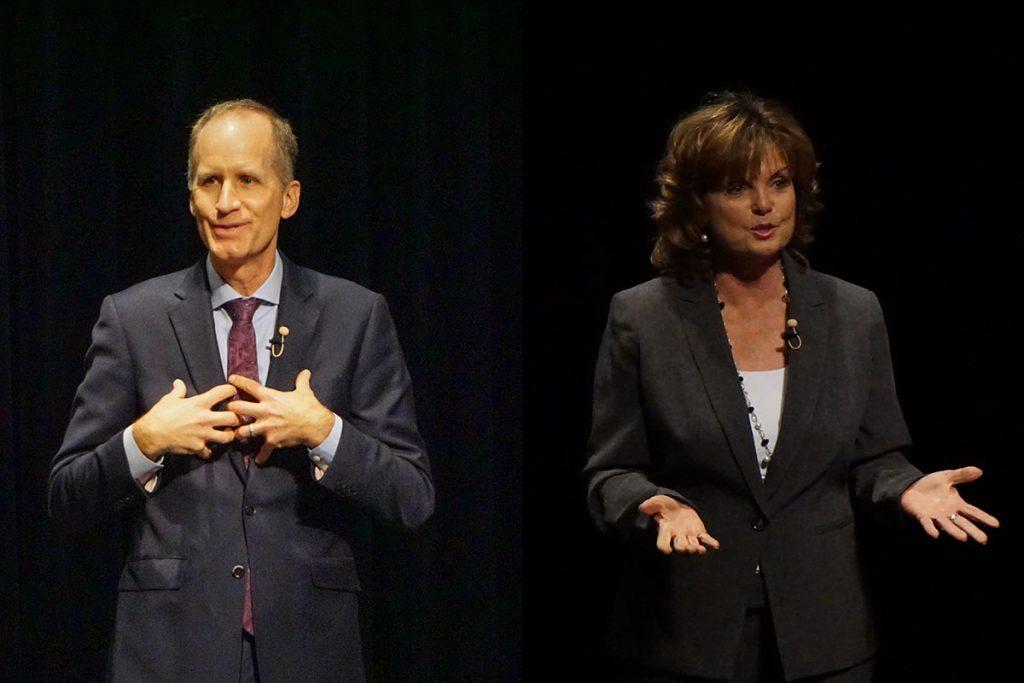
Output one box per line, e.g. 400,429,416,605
201,177,218,186
240,176,255,185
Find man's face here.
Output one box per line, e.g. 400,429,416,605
189,111,299,270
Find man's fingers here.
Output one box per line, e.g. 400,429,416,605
952,515,988,545
196,383,238,407
295,368,312,391
919,517,940,539
949,466,983,485
962,504,1000,529
227,400,268,419
198,446,213,460
205,428,236,445
210,410,242,428
228,374,267,399
233,419,261,441
168,378,187,399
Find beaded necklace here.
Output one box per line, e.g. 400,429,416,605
714,261,801,476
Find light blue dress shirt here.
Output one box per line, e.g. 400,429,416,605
124,251,343,486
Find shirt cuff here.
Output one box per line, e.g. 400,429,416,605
123,425,164,489
308,414,344,469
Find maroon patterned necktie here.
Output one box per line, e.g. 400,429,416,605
222,297,260,635
223,298,262,456
223,297,261,394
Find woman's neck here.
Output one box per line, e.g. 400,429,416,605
713,255,785,308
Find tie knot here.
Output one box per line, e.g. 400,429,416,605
223,297,261,323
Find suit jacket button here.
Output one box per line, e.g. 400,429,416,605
244,505,255,516
232,564,245,579
752,518,767,532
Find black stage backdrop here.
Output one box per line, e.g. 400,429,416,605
0,2,521,680
524,6,1017,682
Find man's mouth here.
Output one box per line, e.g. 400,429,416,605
211,221,247,232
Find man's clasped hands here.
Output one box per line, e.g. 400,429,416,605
131,369,336,465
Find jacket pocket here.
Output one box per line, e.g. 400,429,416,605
815,514,855,534
118,557,186,591
310,556,361,592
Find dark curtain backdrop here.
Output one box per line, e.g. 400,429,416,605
524,5,1018,682
0,2,521,680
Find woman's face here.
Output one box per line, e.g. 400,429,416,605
703,148,796,265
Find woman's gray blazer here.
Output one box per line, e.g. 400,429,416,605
584,251,923,680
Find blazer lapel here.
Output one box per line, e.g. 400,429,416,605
168,261,247,482
265,255,321,393
169,262,226,392
763,251,830,504
668,278,769,514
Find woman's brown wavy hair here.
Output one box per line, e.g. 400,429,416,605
650,91,822,281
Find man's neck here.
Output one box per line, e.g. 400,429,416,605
211,251,276,296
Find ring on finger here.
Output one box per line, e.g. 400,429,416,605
949,513,958,522
248,424,255,439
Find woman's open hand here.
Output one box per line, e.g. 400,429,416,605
900,467,1000,543
639,494,721,555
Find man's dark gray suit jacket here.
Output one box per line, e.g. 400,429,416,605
584,252,923,680
49,255,434,682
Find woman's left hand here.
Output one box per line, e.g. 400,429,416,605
899,466,1000,543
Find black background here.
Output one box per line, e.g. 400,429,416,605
524,5,1016,682
1,2,1020,681
1,2,520,680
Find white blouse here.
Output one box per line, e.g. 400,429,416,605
737,368,786,480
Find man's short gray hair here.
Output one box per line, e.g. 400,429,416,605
187,99,298,189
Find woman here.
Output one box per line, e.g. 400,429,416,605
582,91,999,682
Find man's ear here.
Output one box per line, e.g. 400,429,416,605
281,180,301,219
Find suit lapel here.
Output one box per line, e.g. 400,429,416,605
763,251,830,504
669,278,769,514
169,262,225,391
168,262,247,482
265,255,321,393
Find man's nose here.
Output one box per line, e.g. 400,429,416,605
215,182,241,213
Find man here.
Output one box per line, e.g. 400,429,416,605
49,99,434,681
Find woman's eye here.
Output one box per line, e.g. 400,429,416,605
772,176,792,189
725,182,745,195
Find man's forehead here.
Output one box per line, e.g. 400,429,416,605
194,111,275,161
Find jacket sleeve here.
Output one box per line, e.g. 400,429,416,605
318,294,434,530
583,293,693,539
849,293,923,526
48,295,147,529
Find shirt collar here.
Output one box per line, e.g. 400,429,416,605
206,251,283,310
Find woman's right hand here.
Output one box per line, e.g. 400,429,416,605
639,495,721,555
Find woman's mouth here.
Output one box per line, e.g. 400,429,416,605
750,223,775,239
